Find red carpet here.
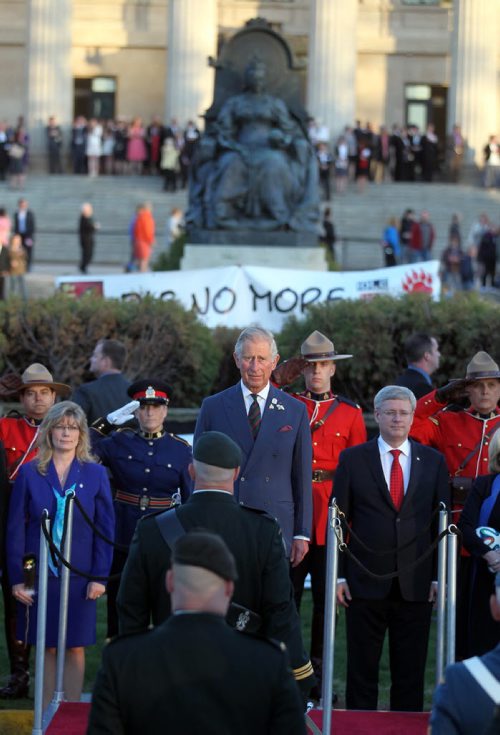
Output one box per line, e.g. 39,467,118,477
46,703,89,734
45,702,430,734
308,709,429,734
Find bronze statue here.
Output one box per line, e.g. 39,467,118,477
187,57,319,235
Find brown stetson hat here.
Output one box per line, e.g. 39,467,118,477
301,330,352,362
19,363,71,396
464,351,500,382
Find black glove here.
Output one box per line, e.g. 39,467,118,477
435,379,468,405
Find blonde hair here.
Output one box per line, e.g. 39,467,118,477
36,401,95,474
489,430,500,473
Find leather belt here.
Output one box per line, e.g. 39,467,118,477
115,490,176,511
312,469,334,483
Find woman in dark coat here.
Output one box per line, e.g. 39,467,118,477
79,202,98,274
459,431,500,656
7,401,114,707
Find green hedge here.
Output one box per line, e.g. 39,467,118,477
1,292,499,411
0,294,220,408
278,292,500,409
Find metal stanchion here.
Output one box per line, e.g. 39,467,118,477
322,501,340,735
32,512,50,735
435,505,448,685
446,525,459,666
53,491,76,704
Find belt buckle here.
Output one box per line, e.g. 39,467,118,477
312,470,320,482
139,496,150,511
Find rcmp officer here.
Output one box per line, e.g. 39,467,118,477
411,350,500,657
273,330,367,700
91,378,192,637
0,363,70,698
117,431,315,701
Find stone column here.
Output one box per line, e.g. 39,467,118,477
165,0,218,129
307,0,358,141
447,0,499,166
25,0,73,162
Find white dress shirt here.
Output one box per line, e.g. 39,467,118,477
377,435,412,495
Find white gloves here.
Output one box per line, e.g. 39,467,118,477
107,400,140,425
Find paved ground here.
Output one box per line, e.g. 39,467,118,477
0,173,498,298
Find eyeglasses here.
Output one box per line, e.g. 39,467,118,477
53,424,80,432
380,411,413,418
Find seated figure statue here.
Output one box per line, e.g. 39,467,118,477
187,57,319,234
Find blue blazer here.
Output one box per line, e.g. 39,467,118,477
194,383,312,555
430,645,500,734
7,458,115,586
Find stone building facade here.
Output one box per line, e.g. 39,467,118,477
0,0,498,165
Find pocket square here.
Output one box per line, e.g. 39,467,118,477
278,425,293,432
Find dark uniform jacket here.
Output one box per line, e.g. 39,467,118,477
334,438,450,601
117,490,313,685
87,613,306,735
72,372,131,425
430,644,500,734
92,428,192,546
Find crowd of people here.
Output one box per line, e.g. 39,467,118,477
48,115,201,185
378,208,500,292
309,118,500,197
0,328,498,734
0,198,34,299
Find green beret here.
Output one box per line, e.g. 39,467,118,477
193,431,242,469
172,530,238,582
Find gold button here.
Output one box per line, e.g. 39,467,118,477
336,432,340,436
128,455,132,459
148,451,153,456
313,459,317,463
313,442,317,446
145,468,151,473
457,443,462,447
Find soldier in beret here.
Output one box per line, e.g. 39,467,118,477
0,363,70,699
88,531,306,735
411,350,500,658
117,430,315,702
273,330,366,700
91,378,192,638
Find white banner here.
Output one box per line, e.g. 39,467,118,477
57,261,441,331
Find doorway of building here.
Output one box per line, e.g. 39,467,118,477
405,83,447,141
74,77,116,120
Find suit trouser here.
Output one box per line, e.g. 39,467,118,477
345,583,432,711
290,543,326,681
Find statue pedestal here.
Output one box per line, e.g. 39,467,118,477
180,244,328,271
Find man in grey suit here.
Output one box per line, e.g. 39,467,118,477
194,326,312,566
72,339,130,424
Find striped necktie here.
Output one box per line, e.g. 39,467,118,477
248,394,261,440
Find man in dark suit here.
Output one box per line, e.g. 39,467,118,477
430,591,500,734
394,332,440,399
72,339,130,424
117,430,314,695
194,326,313,565
335,385,450,711
13,198,35,271
88,530,306,735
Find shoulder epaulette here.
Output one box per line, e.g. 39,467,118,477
337,395,361,410
169,433,191,447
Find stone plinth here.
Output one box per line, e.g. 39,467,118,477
187,229,319,247
180,244,328,271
